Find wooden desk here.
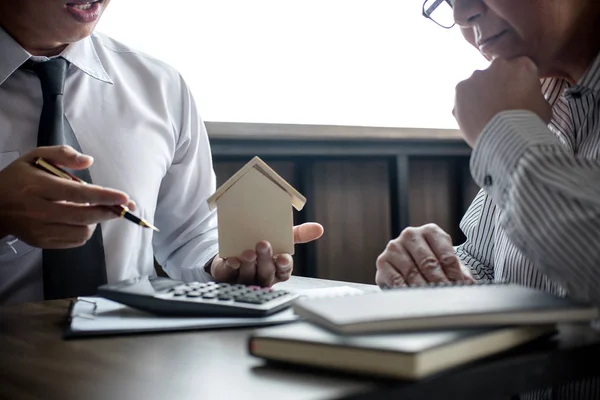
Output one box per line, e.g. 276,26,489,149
1,277,600,400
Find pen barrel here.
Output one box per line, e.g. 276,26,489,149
108,205,129,218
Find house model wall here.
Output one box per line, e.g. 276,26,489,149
207,157,306,258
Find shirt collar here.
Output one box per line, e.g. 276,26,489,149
0,26,30,86
574,51,600,95
0,27,113,86
543,51,600,104
61,33,113,85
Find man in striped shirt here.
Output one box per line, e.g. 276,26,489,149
376,0,600,398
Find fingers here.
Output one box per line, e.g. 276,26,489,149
210,257,240,283
375,224,474,288
379,240,428,285
42,202,119,225
127,199,137,212
211,242,295,287
43,223,97,248
273,253,293,284
31,172,130,206
255,241,275,287
237,249,257,284
293,222,324,244
422,225,469,282
24,145,93,170
375,259,406,288
19,146,130,206
20,223,97,249
402,231,449,284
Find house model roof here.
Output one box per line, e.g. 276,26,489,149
207,156,307,211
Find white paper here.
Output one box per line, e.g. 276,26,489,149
68,285,369,336
291,286,366,299
69,297,298,335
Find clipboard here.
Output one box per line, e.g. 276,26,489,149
64,296,299,339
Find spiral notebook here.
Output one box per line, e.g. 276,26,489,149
291,282,599,334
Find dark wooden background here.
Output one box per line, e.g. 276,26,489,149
208,122,480,284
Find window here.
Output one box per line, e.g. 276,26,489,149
97,0,488,129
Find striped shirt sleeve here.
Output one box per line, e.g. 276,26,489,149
470,110,600,305
454,188,496,282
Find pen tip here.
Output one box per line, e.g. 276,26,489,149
141,220,159,232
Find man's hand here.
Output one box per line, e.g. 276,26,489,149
454,56,553,147
375,224,475,288
210,222,324,287
0,145,135,248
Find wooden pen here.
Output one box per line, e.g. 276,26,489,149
34,157,159,232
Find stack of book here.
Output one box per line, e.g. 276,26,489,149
248,282,599,380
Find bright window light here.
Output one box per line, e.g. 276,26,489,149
96,0,488,129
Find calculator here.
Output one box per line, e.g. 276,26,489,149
96,276,300,317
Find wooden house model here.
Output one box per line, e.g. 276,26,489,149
207,156,307,258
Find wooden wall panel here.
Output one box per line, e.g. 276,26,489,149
310,160,391,284
461,160,481,214
212,155,476,283
408,158,458,240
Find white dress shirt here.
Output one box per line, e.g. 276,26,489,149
0,27,218,304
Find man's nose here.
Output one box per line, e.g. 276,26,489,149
453,0,485,27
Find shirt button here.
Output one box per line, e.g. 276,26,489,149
483,175,493,186
571,92,582,99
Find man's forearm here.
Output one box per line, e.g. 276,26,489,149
471,111,600,305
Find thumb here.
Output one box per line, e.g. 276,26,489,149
25,145,93,170
210,256,241,282
293,222,324,244
459,261,477,283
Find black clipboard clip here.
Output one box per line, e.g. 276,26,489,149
68,298,98,320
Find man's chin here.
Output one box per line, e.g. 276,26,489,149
59,26,98,45
481,50,526,62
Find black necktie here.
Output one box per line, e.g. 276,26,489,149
24,58,108,300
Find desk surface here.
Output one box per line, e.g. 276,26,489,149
1,276,600,400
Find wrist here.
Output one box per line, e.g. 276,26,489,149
204,255,217,276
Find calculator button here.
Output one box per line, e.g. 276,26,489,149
202,293,217,299
172,291,187,296
235,296,267,304
171,285,192,292
218,295,233,301
186,282,202,288
186,291,201,297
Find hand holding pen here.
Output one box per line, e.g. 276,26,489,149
0,146,157,250
34,157,158,231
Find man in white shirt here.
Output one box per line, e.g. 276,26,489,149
0,0,323,304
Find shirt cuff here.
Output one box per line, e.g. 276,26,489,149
168,244,219,283
470,110,563,208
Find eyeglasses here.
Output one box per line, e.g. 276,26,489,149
423,0,455,29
